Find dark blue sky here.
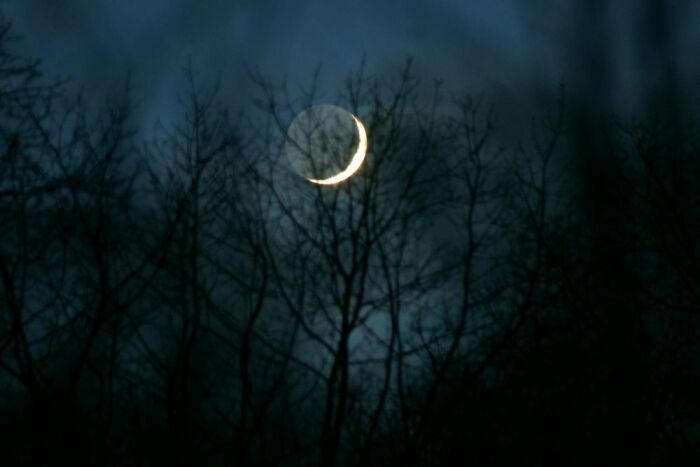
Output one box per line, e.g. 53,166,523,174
2,0,698,134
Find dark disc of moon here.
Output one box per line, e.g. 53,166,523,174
285,105,359,180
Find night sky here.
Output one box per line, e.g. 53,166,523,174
2,2,700,466
5,0,699,133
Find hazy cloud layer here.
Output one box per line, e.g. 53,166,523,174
2,0,699,132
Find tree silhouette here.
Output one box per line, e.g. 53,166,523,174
0,11,699,466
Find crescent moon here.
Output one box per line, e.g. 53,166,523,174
307,115,367,185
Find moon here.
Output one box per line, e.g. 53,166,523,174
285,105,368,185
307,115,367,185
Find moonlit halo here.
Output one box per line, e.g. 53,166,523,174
305,115,368,186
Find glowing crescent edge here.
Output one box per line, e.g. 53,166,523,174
306,115,368,185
